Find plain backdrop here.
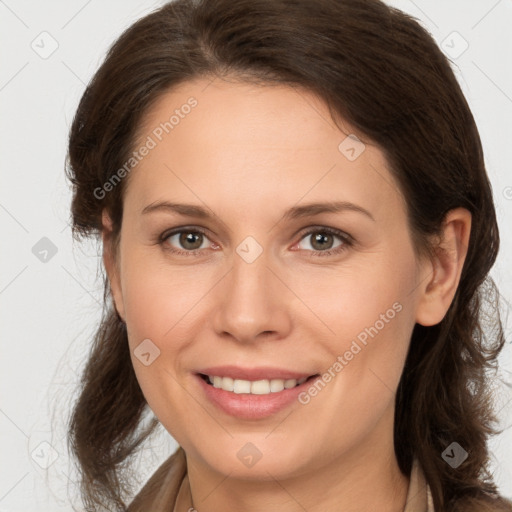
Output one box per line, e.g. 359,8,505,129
1,0,511,510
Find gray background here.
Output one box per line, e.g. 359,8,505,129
1,0,511,510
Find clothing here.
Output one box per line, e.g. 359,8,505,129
127,446,434,511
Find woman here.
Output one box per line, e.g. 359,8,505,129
65,0,511,511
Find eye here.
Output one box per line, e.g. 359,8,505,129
160,227,216,256
294,227,353,257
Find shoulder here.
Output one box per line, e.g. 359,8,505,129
127,446,187,512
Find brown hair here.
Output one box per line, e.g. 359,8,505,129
65,0,510,510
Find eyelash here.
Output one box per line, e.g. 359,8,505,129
158,226,354,258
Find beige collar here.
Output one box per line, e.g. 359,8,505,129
403,457,435,512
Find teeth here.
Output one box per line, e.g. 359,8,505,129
207,375,308,394
233,379,251,394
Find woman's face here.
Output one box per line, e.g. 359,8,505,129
105,77,433,480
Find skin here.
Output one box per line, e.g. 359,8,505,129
102,76,471,512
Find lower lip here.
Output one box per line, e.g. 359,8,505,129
195,374,320,420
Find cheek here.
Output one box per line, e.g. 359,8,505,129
119,251,216,411
290,251,417,340
120,249,212,343
297,250,418,396
120,254,199,428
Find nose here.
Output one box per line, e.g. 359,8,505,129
212,248,293,345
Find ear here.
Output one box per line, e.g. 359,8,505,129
415,208,472,327
102,209,126,322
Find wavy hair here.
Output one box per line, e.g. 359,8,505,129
65,0,510,510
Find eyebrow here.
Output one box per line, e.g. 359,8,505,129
142,199,375,222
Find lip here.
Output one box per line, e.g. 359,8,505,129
195,371,321,420
195,365,315,381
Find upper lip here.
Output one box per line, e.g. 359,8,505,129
196,365,318,381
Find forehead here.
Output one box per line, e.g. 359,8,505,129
137,77,361,156
124,77,405,223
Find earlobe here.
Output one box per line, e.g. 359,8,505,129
102,210,126,322
415,208,472,327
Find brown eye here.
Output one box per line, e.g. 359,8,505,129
298,230,345,252
296,228,352,256
310,232,336,251
178,232,204,250
162,229,211,253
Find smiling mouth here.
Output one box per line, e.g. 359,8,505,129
198,373,320,395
